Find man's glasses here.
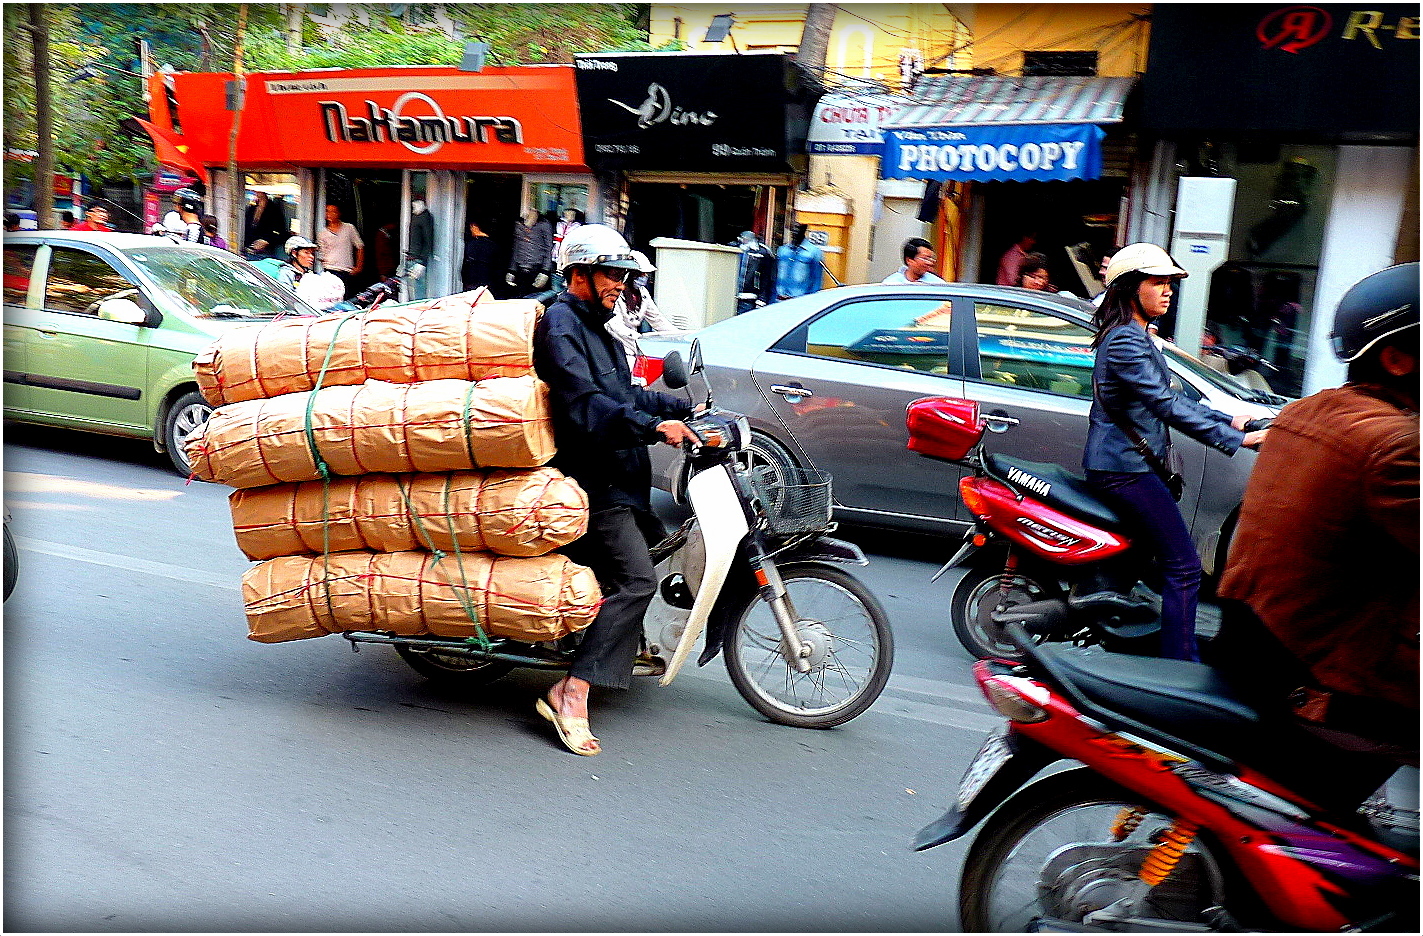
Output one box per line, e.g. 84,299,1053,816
593,266,634,283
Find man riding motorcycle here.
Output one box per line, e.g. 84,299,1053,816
1210,262,1419,802
277,235,319,290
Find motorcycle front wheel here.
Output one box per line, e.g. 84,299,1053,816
960,769,1245,932
720,563,893,729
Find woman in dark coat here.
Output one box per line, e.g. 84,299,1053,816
1083,243,1268,661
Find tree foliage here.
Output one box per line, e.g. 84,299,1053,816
4,3,656,185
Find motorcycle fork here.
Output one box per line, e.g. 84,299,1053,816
744,535,812,674
1087,807,1203,926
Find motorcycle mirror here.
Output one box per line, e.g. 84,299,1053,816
661,351,690,390
688,338,705,375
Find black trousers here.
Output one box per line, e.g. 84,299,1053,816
561,505,661,690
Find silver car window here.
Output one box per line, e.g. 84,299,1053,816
787,297,955,375
121,245,317,319
43,247,139,316
972,302,1096,399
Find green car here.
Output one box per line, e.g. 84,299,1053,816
3,231,319,476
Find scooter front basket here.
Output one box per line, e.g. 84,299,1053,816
748,466,833,535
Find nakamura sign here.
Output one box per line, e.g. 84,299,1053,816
145,67,586,171
573,52,813,172
881,123,1105,182
1142,5,1420,138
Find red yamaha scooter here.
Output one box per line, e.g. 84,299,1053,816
914,623,1418,932
906,396,1164,660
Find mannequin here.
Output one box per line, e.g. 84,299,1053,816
774,223,823,301
507,208,553,296
733,230,777,314
406,198,435,301
552,208,584,268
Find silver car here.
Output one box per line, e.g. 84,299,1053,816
643,283,1287,577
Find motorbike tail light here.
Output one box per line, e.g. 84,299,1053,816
633,355,664,387
960,476,991,517
981,675,1050,723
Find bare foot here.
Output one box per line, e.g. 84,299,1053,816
545,676,598,755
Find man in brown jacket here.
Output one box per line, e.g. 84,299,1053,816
1215,263,1418,771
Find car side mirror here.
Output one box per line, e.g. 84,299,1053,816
661,351,689,390
97,297,149,325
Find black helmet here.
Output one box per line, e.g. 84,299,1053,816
175,187,202,214
1330,262,1419,363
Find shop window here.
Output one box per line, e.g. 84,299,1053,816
776,297,954,373
1022,51,1098,77
972,302,1095,398
3,245,37,307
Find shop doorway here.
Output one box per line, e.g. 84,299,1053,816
977,179,1124,295
624,183,764,256
324,169,404,295
464,174,523,298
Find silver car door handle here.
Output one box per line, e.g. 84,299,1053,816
770,384,813,399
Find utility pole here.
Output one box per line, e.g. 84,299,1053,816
226,4,249,251
28,4,55,229
797,3,836,81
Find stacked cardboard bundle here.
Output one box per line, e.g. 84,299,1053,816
188,294,600,645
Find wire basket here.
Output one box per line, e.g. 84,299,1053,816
747,465,833,536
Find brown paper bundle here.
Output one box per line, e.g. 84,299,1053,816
242,550,601,644
229,469,588,561
193,293,537,407
186,376,554,489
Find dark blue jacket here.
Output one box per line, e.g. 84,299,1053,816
1083,321,1243,473
533,291,692,510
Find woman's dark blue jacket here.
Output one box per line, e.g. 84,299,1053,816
1083,321,1244,473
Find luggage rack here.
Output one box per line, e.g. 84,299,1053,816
342,632,572,669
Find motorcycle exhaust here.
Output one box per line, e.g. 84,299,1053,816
990,598,1069,635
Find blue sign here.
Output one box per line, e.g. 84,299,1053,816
882,123,1105,182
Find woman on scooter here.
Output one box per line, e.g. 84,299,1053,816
1084,243,1268,661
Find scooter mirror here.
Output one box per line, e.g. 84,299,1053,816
688,338,705,375
661,351,690,390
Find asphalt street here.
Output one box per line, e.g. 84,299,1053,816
3,422,1003,933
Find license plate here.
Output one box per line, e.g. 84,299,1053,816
957,728,1013,810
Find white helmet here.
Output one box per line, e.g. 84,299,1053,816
1104,243,1187,286
285,235,318,260
630,250,656,273
557,223,638,274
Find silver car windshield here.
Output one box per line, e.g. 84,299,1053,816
1161,341,1292,406
120,245,318,319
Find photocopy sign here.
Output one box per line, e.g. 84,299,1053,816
881,123,1105,182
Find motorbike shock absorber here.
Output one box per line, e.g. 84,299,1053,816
1111,806,1146,841
1138,819,1200,887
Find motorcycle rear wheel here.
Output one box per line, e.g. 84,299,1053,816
959,769,1240,932
395,644,514,688
950,550,1056,661
721,564,893,729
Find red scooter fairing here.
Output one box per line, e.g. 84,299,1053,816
959,476,1130,565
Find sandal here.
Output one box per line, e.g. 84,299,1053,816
535,696,601,756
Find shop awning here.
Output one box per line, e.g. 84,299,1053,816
880,75,1134,183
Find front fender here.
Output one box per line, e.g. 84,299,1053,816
913,731,1057,851
772,534,868,566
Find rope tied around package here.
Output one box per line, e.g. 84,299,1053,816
303,307,368,625
393,473,491,651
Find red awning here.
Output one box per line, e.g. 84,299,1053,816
132,117,209,184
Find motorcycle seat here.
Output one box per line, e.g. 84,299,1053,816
1035,644,1262,760
985,455,1122,530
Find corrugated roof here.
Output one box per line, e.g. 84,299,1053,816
883,75,1135,129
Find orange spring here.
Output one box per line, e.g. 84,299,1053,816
1139,820,1199,887
1111,806,1145,841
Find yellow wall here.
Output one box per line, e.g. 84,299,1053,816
651,5,970,87
651,5,1151,80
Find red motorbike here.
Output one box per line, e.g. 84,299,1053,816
914,623,1418,932
906,395,1171,660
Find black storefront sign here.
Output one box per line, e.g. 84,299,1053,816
573,52,812,172
1141,4,1419,139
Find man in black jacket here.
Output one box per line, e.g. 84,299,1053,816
532,224,698,756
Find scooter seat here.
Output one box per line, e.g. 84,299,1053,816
986,455,1122,530
1035,644,1261,759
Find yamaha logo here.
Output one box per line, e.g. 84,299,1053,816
1006,466,1052,499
